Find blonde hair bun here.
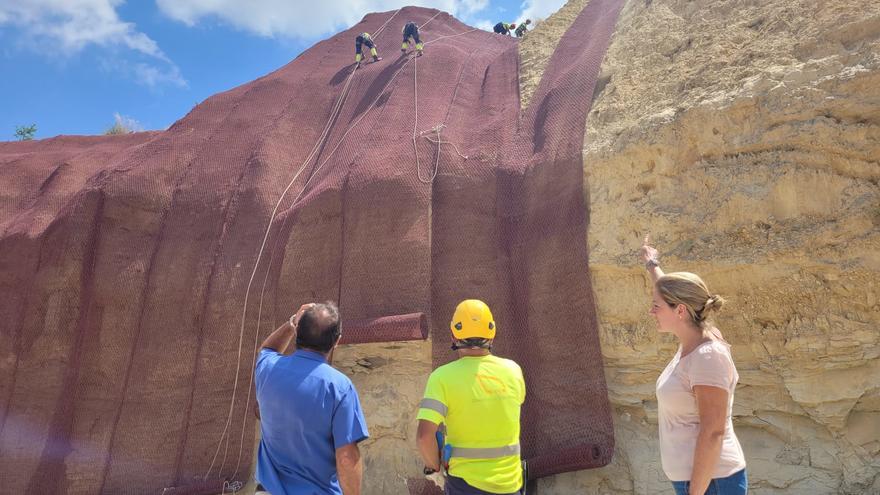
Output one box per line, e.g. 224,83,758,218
703,294,725,313
656,272,723,326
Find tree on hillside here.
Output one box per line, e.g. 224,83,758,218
14,124,37,141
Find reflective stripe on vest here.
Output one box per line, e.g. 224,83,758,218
449,443,520,459
419,398,448,417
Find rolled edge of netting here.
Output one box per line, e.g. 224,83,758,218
340,312,428,344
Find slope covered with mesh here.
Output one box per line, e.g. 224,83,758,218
0,2,622,493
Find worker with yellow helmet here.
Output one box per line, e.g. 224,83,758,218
416,300,526,495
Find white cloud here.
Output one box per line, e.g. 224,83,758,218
133,62,187,88
516,0,566,24
459,0,489,13
156,0,494,40
98,57,188,88
473,19,495,32
0,0,161,56
112,112,144,131
0,0,186,87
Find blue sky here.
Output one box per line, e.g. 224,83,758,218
0,0,565,140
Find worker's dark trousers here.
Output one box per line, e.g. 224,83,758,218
403,25,421,45
355,38,375,56
493,23,507,34
445,475,522,495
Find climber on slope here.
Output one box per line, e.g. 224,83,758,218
355,32,382,66
401,21,424,56
416,300,526,494
515,19,532,37
493,21,517,36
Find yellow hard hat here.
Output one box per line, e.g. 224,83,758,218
450,299,496,340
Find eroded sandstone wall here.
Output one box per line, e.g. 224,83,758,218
540,0,880,493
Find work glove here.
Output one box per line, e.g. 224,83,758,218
426,471,445,489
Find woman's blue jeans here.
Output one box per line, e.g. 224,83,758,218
672,469,747,495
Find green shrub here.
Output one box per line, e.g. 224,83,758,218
104,122,130,135
104,113,143,135
14,124,37,141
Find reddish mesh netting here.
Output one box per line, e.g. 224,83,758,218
0,2,622,494
341,313,427,345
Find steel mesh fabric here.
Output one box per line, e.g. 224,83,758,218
427,0,624,483
0,2,622,493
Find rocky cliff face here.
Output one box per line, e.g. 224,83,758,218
3,1,875,494
1,2,626,492
529,0,879,493
352,1,880,494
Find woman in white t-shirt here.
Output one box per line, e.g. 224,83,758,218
640,236,747,495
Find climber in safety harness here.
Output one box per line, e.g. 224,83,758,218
416,300,528,495
493,22,517,35
355,32,382,66
401,21,424,56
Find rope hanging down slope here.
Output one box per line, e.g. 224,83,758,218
203,9,485,484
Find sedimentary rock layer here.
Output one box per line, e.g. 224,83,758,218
520,1,880,493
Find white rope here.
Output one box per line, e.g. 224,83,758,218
421,125,469,160
413,28,480,183
209,9,481,484
225,30,417,481
419,11,442,30
373,8,401,37
204,9,407,481
429,125,443,181
425,28,480,45
402,11,442,55
311,62,414,172
204,67,357,481
412,53,435,183
231,58,416,477
222,480,244,494
416,52,470,163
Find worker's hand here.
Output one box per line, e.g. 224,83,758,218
639,234,659,265
426,471,445,489
289,303,314,328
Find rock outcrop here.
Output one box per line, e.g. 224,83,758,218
522,0,880,493
2,1,877,494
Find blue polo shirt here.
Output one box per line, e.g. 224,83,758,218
255,348,369,495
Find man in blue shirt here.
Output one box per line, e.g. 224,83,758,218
255,302,369,495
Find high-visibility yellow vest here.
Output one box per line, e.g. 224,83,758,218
417,355,526,493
